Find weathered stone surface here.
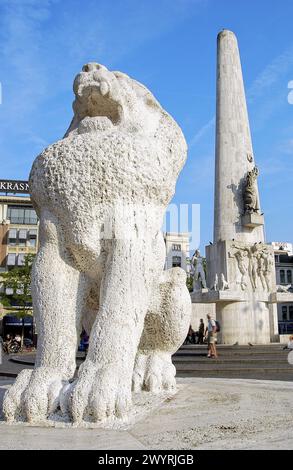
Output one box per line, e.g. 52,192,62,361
1,378,293,449
3,63,191,424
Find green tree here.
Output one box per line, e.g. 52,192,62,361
186,275,193,292
0,254,35,347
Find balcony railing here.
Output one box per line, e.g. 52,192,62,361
8,217,38,225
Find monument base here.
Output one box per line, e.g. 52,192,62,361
216,298,271,344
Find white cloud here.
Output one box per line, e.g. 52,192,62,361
188,116,215,148
248,45,293,101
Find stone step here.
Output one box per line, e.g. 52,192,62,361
180,344,285,351
175,351,287,358
175,361,292,370
176,370,293,381
177,347,288,357
173,356,289,364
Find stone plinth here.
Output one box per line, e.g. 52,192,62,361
242,213,264,228
203,240,278,344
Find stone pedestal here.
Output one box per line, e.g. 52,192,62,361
203,240,277,344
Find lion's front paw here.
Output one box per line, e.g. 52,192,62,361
132,352,176,393
62,360,132,424
3,367,67,423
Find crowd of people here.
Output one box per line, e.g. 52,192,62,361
1,333,34,354
185,314,219,359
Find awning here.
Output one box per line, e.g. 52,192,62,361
19,229,27,239
7,253,16,265
3,315,33,326
28,229,37,238
8,228,17,239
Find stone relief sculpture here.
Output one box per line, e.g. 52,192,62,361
211,273,219,291
233,247,249,291
220,273,229,291
232,243,273,292
243,166,259,214
191,250,207,290
3,63,191,424
277,285,293,293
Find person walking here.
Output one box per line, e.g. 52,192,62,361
206,314,218,358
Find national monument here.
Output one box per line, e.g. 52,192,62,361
192,30,280,345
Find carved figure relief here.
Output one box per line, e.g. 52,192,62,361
232,243,273,292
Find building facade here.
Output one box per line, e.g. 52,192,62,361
0,194,39,272
0,181,39,330
163,232,190,272
270,242,293,334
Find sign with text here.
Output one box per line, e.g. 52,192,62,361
0,180,30,194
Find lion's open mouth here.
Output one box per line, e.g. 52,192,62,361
75,84,123,126
86,91,122,125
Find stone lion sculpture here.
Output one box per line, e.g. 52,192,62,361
3,63,191,424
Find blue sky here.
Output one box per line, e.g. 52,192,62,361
0,0,293,250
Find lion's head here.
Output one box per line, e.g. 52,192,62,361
64,62,181,140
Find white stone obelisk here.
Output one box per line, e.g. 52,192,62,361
214,29,264,244
203,30,279,344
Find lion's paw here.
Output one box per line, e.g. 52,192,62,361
62,360,132,424
3,367,67,423
132,352,176,394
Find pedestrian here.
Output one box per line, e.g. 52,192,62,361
185,324,196,344
206,314,218,358
198,319,205,344
283,335,293,350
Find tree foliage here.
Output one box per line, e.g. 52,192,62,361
0,254,35,344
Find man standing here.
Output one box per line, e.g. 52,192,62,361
206,314,218,358
198,319,205,344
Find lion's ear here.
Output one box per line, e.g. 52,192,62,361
113,71,129,81
113,71,162,111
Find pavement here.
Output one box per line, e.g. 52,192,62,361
0,377,293,449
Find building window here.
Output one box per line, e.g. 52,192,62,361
287,270,292,285
280,270,285,284
289,306,293,321
282,306,288,321
275,255,279,263
172,244,181,251
172,256,181,268
7,206,38,225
